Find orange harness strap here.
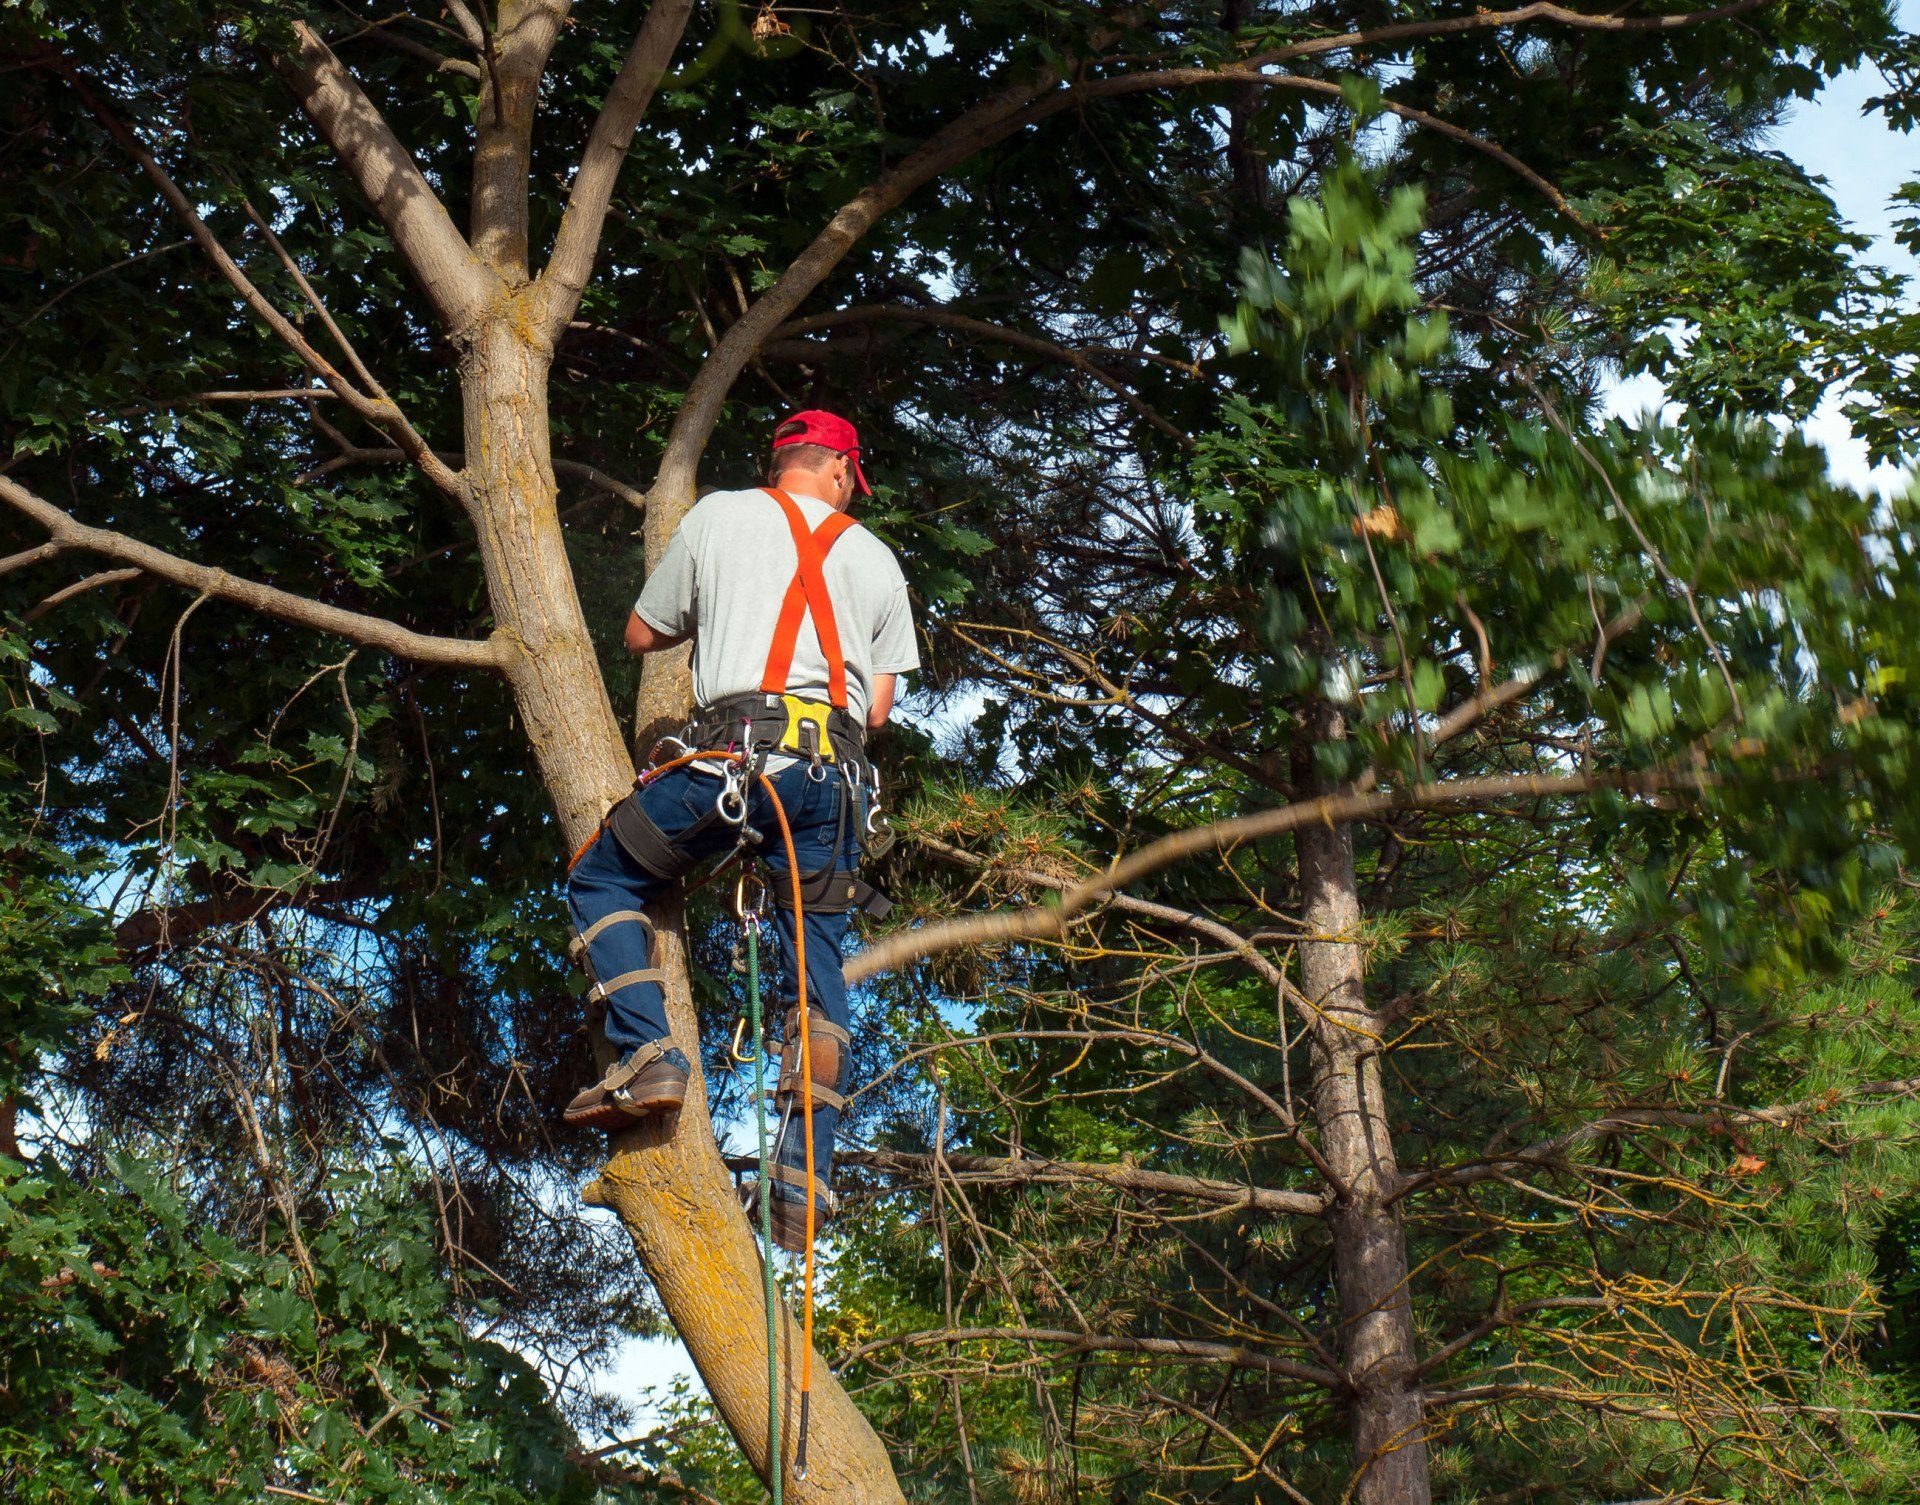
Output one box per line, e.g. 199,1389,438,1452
760,487,857,710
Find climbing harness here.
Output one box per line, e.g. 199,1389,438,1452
762,486,857,708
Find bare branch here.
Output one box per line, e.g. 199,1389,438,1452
772,304,1194,445
300,438,645,512
24,568,142,624
823,1148,1330,1218
65,71,466,500
838,1325,1342,1389
0,476,506,670
1403,1075,1920,1200
336,18,484,81
847,769,1717,985
1245,0,1769,67
1,540,66,578
275,21,494,334
913,831,1292,991
1143,1388,1316,1505
1428,603,1644,747
540,0,697,333
473,1,574,276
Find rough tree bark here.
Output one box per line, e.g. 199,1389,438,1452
1296,705,1431,1503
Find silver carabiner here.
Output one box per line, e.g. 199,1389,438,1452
716,768,748,825
646,733,691,767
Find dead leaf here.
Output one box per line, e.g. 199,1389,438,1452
1354,504,1403,541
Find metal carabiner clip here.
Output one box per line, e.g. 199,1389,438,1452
716,758,749,824
646,733,691,768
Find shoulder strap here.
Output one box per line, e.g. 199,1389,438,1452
760,487,858,708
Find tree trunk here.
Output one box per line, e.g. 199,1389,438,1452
1296,712,1430,1504
460,307,905,1502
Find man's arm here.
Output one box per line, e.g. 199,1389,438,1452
625,611,687,657
866,672,896,730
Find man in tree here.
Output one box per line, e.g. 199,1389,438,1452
563,410,917,1251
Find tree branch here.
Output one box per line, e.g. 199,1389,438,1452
300,439,645,512
472,0,573,276
1428,604,1644,747
837,1325,1342,1389
23,567,142,624
847,769,1715,985
275,21,494,335
540,0,697,334
335,19,484,82
772,304,1194,445
650,0,1765,504
817,1148,1330,1218
65,71,466,500
0,476,506,670
1402,1075,1920,1200
1243,0,1769,67
913,831,1292,991
1,540,65,578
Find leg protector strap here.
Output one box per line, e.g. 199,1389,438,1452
588,968,668,1004
778,1006,846,1112
569,909,654,963
607,792,699,881
768,1160,836,1216
771,867,892,920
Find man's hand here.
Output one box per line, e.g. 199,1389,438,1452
625,612,685,657
867,672,896,730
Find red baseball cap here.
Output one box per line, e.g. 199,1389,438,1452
772,408,870,495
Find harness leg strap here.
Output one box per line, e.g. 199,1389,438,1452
771,867,893,921
606,791,701,881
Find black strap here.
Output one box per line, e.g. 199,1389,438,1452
771,866,893,920
606,789,703,880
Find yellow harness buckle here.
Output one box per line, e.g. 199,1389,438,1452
776,695,837,762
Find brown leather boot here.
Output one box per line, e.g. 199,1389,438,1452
563,1041,689,1130
743,1164,836,1254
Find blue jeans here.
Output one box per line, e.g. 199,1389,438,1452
567,761,860,1198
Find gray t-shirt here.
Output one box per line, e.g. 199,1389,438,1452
635,486,919,726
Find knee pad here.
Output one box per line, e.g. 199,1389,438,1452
779,1006,849,1112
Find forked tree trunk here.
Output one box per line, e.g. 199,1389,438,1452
1296,710,1431,1504
459,308,905,1502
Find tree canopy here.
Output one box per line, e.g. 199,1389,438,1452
4,1,1918,1500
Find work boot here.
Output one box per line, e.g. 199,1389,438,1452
563,1040,689,1130
742,1165,835,1255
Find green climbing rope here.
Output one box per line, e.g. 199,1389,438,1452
747,917,782,1504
